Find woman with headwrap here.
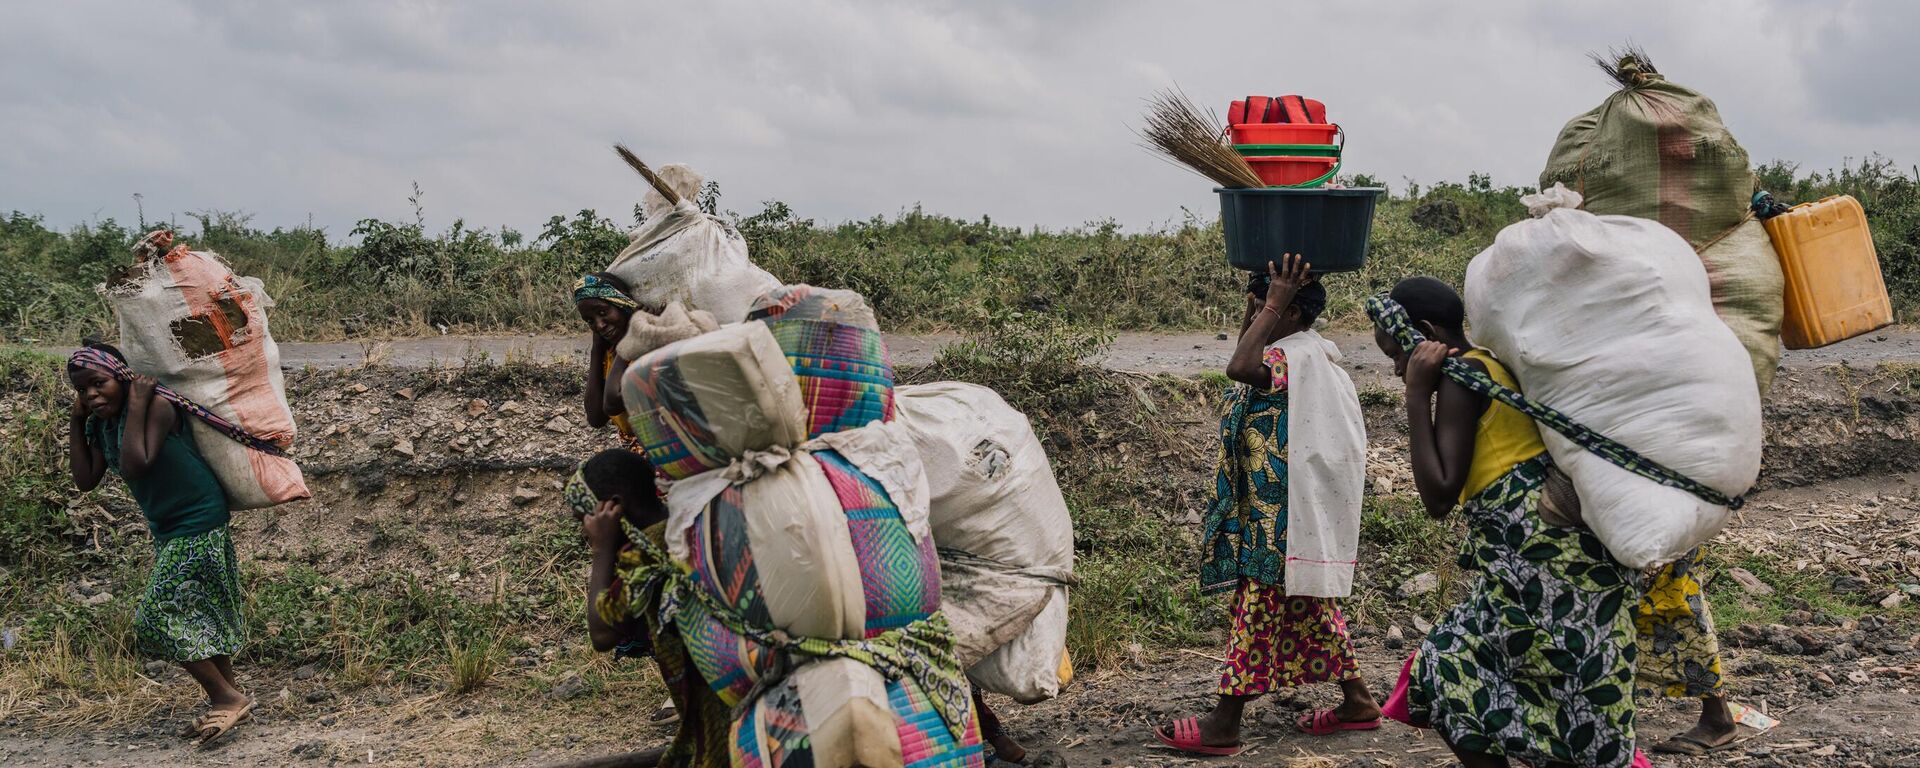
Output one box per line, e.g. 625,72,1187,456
575,272,645,451
67,342,259,745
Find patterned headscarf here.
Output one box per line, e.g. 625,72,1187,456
572,274,640,311
67,346,288,457
563,463,598,518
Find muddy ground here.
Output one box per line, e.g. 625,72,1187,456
4,335,1920,767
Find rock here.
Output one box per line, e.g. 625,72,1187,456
318,715,337,727
1412,616,1433,634
1847,669,1872,684
1384,625,1406,650
1400,572,1439,596
550,672,589,700
1830,642,1861,662
511,487,542,507
543,416,571,434
305,688,334,704
1812,745,1838,757
391,439,415,458
1726,567,1774,596
1793,630,1830,655
1768,631,1807,656
144,660,170,676
1882,592,1908,609
395,387,415,400
1216,333,1229,341
1811,670,1835,687
291,740,327,759
293,664,319,681
1833,574,1872,595
82,592,113,606
465,399,489,417
347,383,369,394
1902,583,1920,597
1782,610,1815,626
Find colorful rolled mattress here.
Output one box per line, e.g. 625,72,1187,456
763,319,896,438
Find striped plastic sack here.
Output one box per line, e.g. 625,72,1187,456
676,597,773,707
749,284,881,331
764,319,896,437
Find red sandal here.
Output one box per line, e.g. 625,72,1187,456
1152,717,1244,756
1298,708,1382,736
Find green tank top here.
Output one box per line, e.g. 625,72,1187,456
89,404,231,541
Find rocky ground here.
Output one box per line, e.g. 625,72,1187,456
4,333,1920,767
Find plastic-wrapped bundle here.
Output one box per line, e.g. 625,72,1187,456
730,658,985,768
622,322,809,480
750,284,882,330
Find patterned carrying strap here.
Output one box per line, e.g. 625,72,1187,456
611,518,976,742
68,347,289,458
1365,295,1745,511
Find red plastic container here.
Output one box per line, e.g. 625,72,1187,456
1247,155,1338,187
1230,122,1339,146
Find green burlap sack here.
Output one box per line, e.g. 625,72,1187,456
1699,219,1784,391
1543,51,1783,394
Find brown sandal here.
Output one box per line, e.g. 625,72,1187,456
179,714,209,738
195,701,255,747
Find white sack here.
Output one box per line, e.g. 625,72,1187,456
895,382,1075,702
735,658,902,768
606,197,778,324
1272,329,1366,598
1463,184,1762,569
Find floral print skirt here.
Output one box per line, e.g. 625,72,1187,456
1635,547,1724,699
1408,456,1640,768
134,527,245,663
1218,579,1359,695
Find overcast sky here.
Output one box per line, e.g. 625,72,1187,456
4,1,1916,240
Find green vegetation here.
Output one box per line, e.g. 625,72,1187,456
7,159,1912,344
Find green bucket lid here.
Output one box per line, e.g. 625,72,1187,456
1232,143,1342,158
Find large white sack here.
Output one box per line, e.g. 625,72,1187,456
103,241,308,510
896,382,1075,702
606,166,779,324
1463,185,1762,570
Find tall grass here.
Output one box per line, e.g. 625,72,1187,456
7,159,1912,345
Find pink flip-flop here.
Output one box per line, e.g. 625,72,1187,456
1298,708,1383,736
1152,717,1244,757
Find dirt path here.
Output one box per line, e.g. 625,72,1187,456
212,326,1920,376
7,471,1917,767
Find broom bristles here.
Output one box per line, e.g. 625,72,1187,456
1138,88,1264,189
1592,44,1658,89
613,143,681,206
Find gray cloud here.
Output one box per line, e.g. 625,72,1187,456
2,0,1914,240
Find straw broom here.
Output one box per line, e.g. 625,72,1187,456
612,143,681,205
1139,88,1264,188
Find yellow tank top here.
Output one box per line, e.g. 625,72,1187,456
604,351,640,450
1460,349,1548,502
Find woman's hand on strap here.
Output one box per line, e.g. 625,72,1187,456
1402,341,1454,396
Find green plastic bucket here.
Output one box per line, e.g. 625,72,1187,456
1232,143,1342,158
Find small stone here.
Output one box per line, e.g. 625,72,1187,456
543,416,571,434
1882,592,1907,610
511,487,542,507
1812,670,1836,686
347,383,369,394
1727,567,1774,596
395,387,415,400
293,664,319,681
1384,625,1405,650
291,740,326,759
1831,642,1862,662
1782,610,1815,626
82,592,113,606
1812,745,1838,757
1400,572,1439,596
1848,670,1872,684
550,672,589,700
144,660,170,676
465,399,489,417
501,400,524,414
1216,333,1229,341
391,439,415,458
1902,583,1920,597
305,688,334,704
1412,616,1434,634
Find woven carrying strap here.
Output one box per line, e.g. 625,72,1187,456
613,519,976,742
1365,295,1744,511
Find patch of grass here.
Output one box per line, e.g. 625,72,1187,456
1351,494,1468,623
1703,546,1918,629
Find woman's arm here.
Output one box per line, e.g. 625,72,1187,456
1403,343,1484,518
119,376,176,481
601,355,631,418
584,337,610,429
68,401,105,491
1225,256,1310,388
583,498,629,653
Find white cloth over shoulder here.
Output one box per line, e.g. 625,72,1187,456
1273,329,1366,598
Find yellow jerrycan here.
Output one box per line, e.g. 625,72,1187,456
1759,194,1893,349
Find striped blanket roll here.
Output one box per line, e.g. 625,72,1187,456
764,319,895,438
